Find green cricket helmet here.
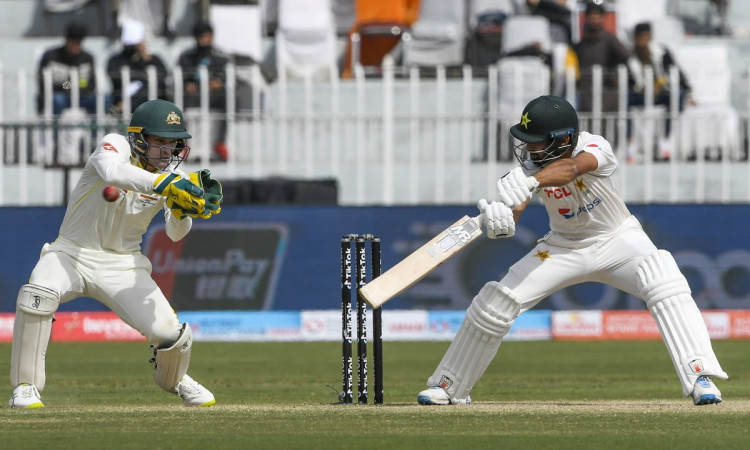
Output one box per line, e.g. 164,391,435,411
127,99,192,171
509,95,579,168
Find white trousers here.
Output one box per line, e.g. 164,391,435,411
28,240,181,346
503,216,657,313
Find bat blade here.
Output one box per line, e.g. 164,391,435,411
359,215,482,308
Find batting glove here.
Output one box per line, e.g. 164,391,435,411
496,167,538,208
477,198,515,239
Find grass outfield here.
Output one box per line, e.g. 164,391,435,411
1,340,749,449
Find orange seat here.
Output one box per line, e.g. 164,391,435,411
342,0,420,78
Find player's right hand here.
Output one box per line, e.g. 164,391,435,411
153,173,205,214
497,167,535,208
477,199,515,239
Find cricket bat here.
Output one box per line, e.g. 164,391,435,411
359,215,483,309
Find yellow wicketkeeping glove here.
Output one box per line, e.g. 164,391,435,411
153,172,205,214
166,170,223,220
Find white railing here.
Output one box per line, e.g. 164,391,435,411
0,62,749,206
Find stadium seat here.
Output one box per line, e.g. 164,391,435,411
209,4,263,63
650,15,686,47
496,56,551,115
402,0,466,68
276,0,338,81
501,15,551,55
342,0,420,78
673,44,741,160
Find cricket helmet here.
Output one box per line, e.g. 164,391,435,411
127,99,192,171
510,95,579,168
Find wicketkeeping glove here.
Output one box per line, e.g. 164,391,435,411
153,172,205,213
496,167,539,208
199,169,223,216
477,198,515,239
167,170,223,220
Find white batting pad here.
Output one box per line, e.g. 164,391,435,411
427,282,521,401
637,251,728,396
153,323,193,393
11,284,59,391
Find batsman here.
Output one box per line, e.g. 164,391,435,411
9,99,223,408
418,95,727,406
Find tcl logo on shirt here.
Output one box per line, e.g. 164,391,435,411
543,187,573,199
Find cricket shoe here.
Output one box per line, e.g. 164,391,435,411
417,386,471,405
692,376,722,406
9,383,44,409
177,375,216,407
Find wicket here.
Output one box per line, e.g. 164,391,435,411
340,234,383,404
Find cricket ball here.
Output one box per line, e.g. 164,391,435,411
102,185,120,202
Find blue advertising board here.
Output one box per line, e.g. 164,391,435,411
1,204,749,312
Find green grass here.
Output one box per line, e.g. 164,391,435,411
1,340,749,449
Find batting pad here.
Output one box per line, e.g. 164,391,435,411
637,250,728,396
11,284,59,391
153,322,193,393
427,282,521,401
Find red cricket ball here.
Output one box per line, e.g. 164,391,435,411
102,185,120,202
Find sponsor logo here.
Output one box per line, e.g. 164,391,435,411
103,143,117,152
427,218,479,259
32,295,41,309
689,359,705,374
138,194,159,207
558,208,575,219
439,375,453,389
543,187,573,199
558,197,602,219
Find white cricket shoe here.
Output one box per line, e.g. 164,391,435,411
692,376,722,406
9,383,44,409
177,374,216,407
417,386,472,405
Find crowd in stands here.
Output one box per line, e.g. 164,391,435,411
36,1,727,161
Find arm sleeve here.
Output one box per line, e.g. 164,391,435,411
573,134,617,177
164,204,192,241
88,134,158,193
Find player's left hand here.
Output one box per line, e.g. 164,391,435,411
198,169,223,216
477,198,515,239
497,167,538,208
168,170,223,220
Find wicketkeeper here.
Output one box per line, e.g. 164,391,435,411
418,95,727,406
9,99,223,408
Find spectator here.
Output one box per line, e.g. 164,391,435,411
36,22,98,116
106,19,169,114
573,2,629,112
465,9,507,69
627,21,695,154
178,22,231,161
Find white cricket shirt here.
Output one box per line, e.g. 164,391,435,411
56,133,191,253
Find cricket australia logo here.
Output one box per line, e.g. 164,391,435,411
166,111,181,125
